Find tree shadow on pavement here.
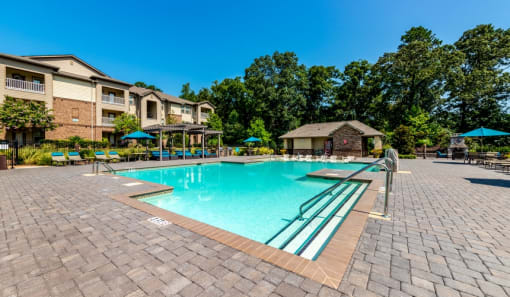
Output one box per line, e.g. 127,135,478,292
464,178,510,188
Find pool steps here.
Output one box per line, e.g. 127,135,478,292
266,182,368,260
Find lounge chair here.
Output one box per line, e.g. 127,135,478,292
68,152,86,165
204,149,217,158
436,151,448,158
51,152,69,166
282,154,290,161
170,152,179,160
94,151,111,162
328,155,337,163
319,155,327,162
303,155,313,162
291,155,298,161
191,150,201,158
151,151,169,161
108,151,125,162
176,151,193,159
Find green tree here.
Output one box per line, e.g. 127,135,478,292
210,77,253,130
391,125,415,155
374,26,462,128
244,51,307,145
445,24,510,131
134,81,162,92
206,113,223,131
180,83,197,102
247,117,271,145
305,65,339,123
0,96,55,141
223,110,245,145
113,113,140,135
332,60,383,125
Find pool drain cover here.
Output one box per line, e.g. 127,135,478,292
148,217,171,226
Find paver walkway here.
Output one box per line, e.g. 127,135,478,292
0,158,509,297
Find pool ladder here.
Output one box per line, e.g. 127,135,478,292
92,161,116,174
299,156,394,219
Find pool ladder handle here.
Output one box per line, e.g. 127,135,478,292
298,156,394,220
92,161,116,174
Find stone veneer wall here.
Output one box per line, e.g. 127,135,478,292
332,125,363,157
45,97,102,140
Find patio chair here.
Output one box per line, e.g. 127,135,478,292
282,154,290,161
436,151,447,158
291,155,299,161
68,152,87,165
51,152,69,166
204,149,217,158
94,151,111,162
151,151,169,161
108,151,125,162
303,155,313,162
328,155,337,163
191,150,201,158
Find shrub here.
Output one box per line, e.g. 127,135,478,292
371,149,383,158
391,125,415,154
257,147,274,155
399,154,417,159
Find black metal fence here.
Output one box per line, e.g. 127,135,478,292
0,140,17,169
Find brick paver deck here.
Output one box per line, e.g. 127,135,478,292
1,158,509,296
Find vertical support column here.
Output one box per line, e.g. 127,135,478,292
217,134,220,158
159,130,163,161
182,131,186,160
202,130,205,159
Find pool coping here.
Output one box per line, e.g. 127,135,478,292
108,165,383,289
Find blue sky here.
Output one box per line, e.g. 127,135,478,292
1,0,509,95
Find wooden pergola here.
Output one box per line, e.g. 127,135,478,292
143,124,223,161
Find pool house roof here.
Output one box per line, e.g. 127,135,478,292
279,120,384,139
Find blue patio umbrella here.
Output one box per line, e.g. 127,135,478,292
243,136,262,143
460,127,509,153
121,131,156,140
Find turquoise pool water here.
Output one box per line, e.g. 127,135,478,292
116,161,375,243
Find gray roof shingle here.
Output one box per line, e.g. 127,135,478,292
279,120,384,138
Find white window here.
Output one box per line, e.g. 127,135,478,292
129,95,134,105
181,105,191,114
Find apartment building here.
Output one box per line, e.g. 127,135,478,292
0,53,214,145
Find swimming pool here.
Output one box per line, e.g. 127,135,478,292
117,161,374,245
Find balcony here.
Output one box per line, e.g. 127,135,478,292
5,78,45,94
102,94,125,105
201,112,210,120
102,116,116,126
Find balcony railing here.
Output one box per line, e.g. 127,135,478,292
201,112,210,119
101,94,125,105
102,117,116,126
5,78,45,94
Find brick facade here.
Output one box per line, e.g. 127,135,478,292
332,125,363,157
45,97,104,140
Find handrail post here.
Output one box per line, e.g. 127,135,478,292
384,167,391,217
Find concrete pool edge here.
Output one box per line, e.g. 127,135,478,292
107,170,383,289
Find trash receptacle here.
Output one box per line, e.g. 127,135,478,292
0,155,7,170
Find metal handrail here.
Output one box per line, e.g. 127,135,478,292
92,161,116,174
299,157,393,219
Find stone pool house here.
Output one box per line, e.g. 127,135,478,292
280,120,384,157
0,52,215,146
